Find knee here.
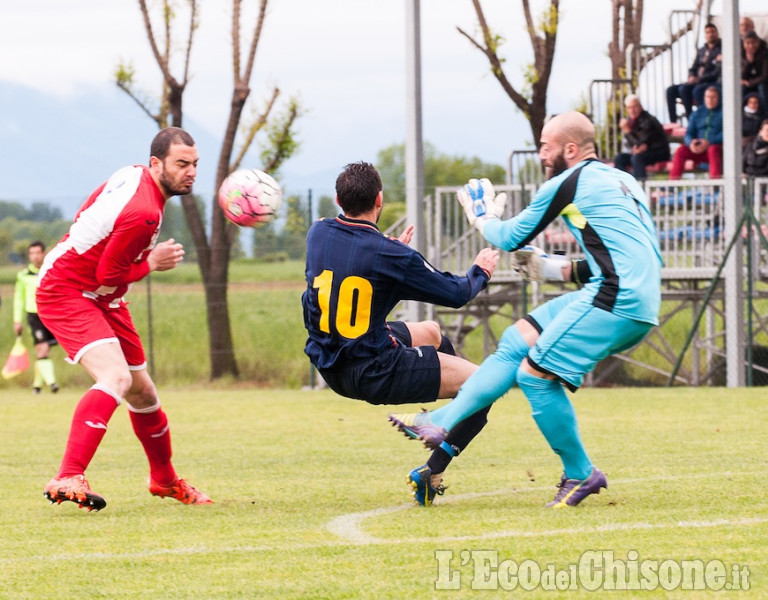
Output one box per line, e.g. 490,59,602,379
98,368,133,400
125,377,157,409
423,320,443,348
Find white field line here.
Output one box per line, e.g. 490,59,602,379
326,471,765,545
3,472,763,564
8,516,766,565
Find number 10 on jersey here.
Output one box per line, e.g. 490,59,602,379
312,270,373,339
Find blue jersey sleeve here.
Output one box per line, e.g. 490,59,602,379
392,249,490,308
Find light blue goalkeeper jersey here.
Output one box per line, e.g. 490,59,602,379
483,159,662,325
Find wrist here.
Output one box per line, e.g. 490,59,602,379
541,255,568,281
474,215,499,235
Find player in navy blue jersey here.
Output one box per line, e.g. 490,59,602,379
390,112,662,508
302,161,499,505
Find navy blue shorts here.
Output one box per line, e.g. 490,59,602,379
319,321,441,405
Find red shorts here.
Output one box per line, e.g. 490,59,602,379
36,288,146,367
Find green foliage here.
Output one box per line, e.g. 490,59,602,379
162,196,203,261
0,387,765,597
0,201,63,222
376,142,506,206
0,201,70,264
378,201,406,232
317,194,337,219
283,194,309,235
260,97,303,174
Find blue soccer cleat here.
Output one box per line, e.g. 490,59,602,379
388,410,447,449
545,468,608,508
408,464,445,507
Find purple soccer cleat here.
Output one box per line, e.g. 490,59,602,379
546,468,608,508
388,410,447,449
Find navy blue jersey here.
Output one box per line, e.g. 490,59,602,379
302,215,490,369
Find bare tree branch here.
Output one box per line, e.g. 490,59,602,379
182,0,198,84
243,0,268,83
459,0,559,146
231,86,280,171
119,87,160,125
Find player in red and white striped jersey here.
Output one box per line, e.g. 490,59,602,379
37,127,212,510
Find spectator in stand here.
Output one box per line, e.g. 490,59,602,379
666,23,722,123
613,95,670,180
743,92,765,148
670,86,723,179
740,16,767,52
741,31,768,107
744,118,768,177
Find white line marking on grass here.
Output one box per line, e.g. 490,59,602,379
327,471,765,545
5,516,766,564
5,472,763,564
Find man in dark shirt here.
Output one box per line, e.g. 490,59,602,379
666,23,722,123
613,95,670,180
302,161,499,506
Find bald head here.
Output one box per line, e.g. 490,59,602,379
539,111,597,176
544,112,596,150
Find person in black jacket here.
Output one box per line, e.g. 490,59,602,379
666,23,722,123
741,31,768,107
744,119,768,176
743,92,765,148
613,95,671,180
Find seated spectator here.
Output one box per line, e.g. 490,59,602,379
744,118,768,177
666,23,722,123
670,86,723,179
740,16,767,53
613,95,670,180
743,92,765,148
741,31,768,107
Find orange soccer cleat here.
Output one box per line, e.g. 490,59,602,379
148,477,213,505
44,474,107,511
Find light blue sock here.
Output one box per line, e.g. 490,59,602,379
516,369,592,480
432,325,528,431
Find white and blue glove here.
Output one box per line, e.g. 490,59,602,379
457,178,507,234
512,245,568,282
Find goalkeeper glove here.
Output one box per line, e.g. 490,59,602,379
512,245,569,282
457,178,507,234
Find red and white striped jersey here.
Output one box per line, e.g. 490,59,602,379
38,165,165,306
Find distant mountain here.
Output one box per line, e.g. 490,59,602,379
0,80,340,223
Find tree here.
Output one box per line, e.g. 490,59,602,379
317,195,337,219
613,0,704,81
117,0,301,378
376,142,506,230
376,142,506,205
458,0,559,148
608,0,644,81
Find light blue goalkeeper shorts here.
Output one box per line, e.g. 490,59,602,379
527,292,653,391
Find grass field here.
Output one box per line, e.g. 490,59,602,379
1,386,766,599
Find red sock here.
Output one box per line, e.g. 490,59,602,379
57,387,120,478
129,405,176,485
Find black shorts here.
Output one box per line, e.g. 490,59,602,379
27,313,57,346
319,321,441,405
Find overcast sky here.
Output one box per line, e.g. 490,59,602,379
0,0,762,194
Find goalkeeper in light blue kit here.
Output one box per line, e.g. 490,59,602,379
390,111,662,507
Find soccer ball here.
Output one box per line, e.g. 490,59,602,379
218,168,282,227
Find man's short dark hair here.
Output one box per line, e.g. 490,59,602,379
28,240,45,252
705,22,718,32
150,127,195,162
335,162,382,217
